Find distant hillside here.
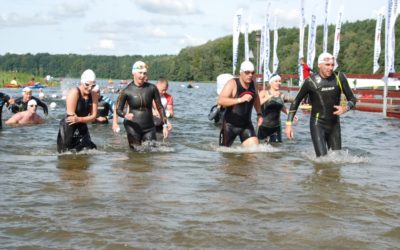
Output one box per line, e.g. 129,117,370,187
0,18,399,83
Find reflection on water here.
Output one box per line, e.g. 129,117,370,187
0,81,399,249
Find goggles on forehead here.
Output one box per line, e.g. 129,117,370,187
319,57,335,64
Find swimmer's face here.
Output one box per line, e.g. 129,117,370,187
157,82,168,95
240,70,255,84
318,58,334,78
133,71,147,86
23,91,32,101
28,103,37,113
81,81,96,95
269,78,282,90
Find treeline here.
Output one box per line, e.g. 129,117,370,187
0,18,399,82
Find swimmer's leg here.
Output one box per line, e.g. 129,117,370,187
327,121,341,151
310,121,328,157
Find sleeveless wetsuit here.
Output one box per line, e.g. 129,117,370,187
258,91,286,143
57,88,96,153
116,81,165,148
10,96,48,115
287,72,357,156
220,78,257,146
0,92,11,129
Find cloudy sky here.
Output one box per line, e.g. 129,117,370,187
0,0,386,56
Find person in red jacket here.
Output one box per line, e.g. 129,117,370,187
299,57,311,80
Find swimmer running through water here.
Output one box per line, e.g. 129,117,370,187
116,61,170,149
258,74,296,143
57,69,99,153
285,52,357,157
217,60,262,147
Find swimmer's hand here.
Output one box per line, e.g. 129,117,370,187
163,124,169,139
96,117,107,123
125,113,134,121
333,105,348,116
112,124,120,133
66,114,80,125
241,93,253,102
285,123,294,140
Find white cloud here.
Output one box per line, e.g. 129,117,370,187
133,0,201,15
0,13,57,27
98,39,115,50
274,8,300,28
146,27,168,38
52,2,88,17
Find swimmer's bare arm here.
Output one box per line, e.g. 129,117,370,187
218,79,245,107
5,113,22,125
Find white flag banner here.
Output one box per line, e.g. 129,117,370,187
307,14,317,69
299,0,306,59
373,13,384,73
244,21,250,61
233,8,243,75
333,7,343,71
323,0,330,52
272,16,279,73
263,5,272,82
389,0,398,73
259,26,265,74
385,0,393,77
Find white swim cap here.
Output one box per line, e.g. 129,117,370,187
27,99,37,106
81,69,96,84
269,74,281,83
318,52,334,64
23,87,32,93
132,61,148,74
240,61,255,72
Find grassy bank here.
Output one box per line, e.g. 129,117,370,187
0,71,59,88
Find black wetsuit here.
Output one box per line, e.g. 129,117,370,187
116,81,165,148
0,92,11,129
258,92,286,143
208,104,226,124
94,95,113,123
287,72,357,156
10,96,48,115
220,78,257,146
57,88,96,153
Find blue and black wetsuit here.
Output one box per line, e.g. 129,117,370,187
10,96,48,115
258,92,286,143
94,95,114,123
0,92,12,129
287,72,357,156
57,88,96,153
219,78,257,146
116,81,165,149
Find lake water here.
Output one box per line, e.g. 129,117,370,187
0,80,399,249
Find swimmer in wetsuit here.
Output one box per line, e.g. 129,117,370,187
0,92,15,129
116,61,169,149
92,85,115,124
57,69,99,153
258,74,294,143
217,61,262,147
9,87,48,115
285,52,357,157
